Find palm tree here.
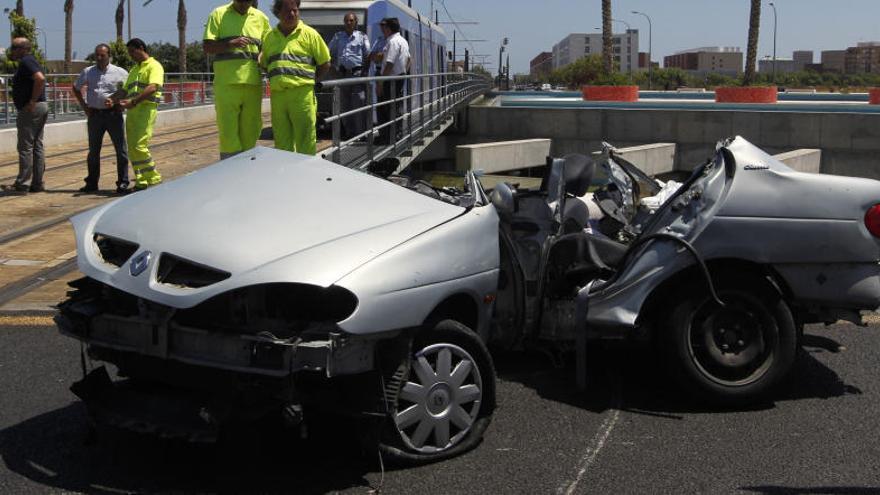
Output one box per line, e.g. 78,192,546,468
743,0,761,85
601,0,612,74
115,0,124,42
64,0,73,73
177,0,187,73
15,0,22,16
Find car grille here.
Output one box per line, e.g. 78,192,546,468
94,233,139,267
156,253,230,288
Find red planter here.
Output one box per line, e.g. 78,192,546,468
869,88,880,105
715,86,778,103
581,85,639,102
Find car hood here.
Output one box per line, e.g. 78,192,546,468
72,147,464,308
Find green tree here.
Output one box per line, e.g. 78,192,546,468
109,39,133,70
3,11,45,71
743,0,761,85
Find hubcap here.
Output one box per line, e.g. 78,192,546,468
688,295,776,386
394,343,483,454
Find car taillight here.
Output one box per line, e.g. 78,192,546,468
865,204,880,237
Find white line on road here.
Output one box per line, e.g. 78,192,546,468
558,385,622,495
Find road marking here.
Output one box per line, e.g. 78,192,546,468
558,386,622,495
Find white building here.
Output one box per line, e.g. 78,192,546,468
551,30,639,73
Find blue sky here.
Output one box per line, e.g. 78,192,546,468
13,0,880,73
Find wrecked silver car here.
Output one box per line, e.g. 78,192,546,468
56,136,880,463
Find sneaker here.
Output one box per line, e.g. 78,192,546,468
28,184,45,193
78,185,98,193
1,183,29,193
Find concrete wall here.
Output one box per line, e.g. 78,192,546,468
774,149,821,173
456,139,551,173
0,99,271,155
462,106,880,179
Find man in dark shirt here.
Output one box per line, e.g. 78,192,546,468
2,37,48,193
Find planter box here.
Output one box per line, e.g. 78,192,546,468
715,86,778,103
870,88,880,105
582,85,639,102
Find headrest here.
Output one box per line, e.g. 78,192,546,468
561,153,595,197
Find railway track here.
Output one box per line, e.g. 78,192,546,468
0,122,220,182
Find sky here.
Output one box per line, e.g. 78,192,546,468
11,0,880,74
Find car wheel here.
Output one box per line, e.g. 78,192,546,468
379,319,496,464
665,280,797,404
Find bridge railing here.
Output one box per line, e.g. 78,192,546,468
0,72,217,125
320,71,490,169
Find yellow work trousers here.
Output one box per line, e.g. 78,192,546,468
215,84,263,158
270,85,317,155
126,103,162,189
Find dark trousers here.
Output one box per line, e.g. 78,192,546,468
377,78,406,145
86,109,129,188
338,67,367,140
15,101,49,188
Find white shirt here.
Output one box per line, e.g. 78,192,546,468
382,32,410,76
74,63,129,109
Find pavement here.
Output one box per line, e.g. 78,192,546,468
1,320,878,493
0,115,330,316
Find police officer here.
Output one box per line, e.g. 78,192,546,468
204,0,271,159
111,38,164,190
328,12,370,140
262,0,330,155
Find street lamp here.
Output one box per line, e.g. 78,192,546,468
631,10,652,89
3,8,11,42
769,2,778,83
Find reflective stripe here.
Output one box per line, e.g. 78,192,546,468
131,158,153,166
214,51,259,62
215,36,262,48
266,53,316,66
134,165,156,173
268,67,316,79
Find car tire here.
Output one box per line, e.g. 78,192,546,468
664,279,797,405
378,319,496,465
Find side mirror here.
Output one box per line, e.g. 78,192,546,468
489,182,515,221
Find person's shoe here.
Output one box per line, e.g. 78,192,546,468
115,186,131,195
78,185,98,193
28,184,45,193
1,183,29,193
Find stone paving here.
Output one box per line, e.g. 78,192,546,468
0,116,330,316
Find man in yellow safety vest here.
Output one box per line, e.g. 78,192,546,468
112,38,164,190
261,0,330,155
204,0,271,159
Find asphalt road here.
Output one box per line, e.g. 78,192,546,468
1,322,879,494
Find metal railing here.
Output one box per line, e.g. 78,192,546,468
0,72,217,125
320,72,489,169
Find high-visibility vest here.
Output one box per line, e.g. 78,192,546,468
124,56,164,105
262,21,330,91
203,3,270,86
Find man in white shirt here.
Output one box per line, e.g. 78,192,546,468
72,43,130,194
329,12,371,139
376,17,410,145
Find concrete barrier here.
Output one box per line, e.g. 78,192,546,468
0,99,271,155
773,148,821,173
456,138,551,173
607,142,676,176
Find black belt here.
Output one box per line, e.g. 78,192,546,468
338,66,364,75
